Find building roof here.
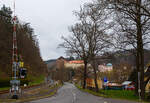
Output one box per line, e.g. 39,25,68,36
69,60,84,64
106,63,113,67
58,56,65,60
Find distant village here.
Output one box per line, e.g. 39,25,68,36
46,50,150,92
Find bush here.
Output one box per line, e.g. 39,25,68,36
0,75,44,89
0,78,30,88
20,78,30,85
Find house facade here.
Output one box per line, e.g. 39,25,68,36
98,63,113,72
64,60,84,69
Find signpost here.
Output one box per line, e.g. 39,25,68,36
103,77,108,87
104,77,107,83
10,0,21,99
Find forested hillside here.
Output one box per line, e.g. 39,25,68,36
0,5,47,79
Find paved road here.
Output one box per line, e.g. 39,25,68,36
29,82,139,103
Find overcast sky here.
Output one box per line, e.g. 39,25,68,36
1,0,92,60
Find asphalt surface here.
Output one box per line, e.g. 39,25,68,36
29,82,139,103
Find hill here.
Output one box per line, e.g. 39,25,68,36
98,49,150,66
45,59,57,70
45,59,56,64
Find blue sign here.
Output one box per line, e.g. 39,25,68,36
104,77,107,82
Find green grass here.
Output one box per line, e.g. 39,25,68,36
75,84,140,102
76,85,105,97
0,75,45,91
27,75,45,86
100,90,139,100
0,86,10,91
0,78,10,91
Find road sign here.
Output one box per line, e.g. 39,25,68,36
104,77,107,82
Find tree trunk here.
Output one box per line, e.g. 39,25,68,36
135,55,139,95
140,49,145,99
83,61,87,89
136,0,145,99
93,59,99,92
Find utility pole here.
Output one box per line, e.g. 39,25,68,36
10,0,20,99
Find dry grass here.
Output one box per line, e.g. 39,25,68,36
0,84,62,103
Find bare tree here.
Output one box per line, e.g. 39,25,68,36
59,0,112,92
59,23,90,89
80,1,112,92
107,0,150,99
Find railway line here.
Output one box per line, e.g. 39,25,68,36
0,84,42,95
0,90,9,95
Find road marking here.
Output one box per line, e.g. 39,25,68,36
104,101,107,103
71,90,76,103
73,93,76,101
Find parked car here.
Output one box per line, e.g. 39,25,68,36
104,82,123,90
122,81,135,90
126,85,135,90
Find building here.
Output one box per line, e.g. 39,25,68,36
56,56,67,69
86,78,103,89
64,60,84,69
98,63,113,72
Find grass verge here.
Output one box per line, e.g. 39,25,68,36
15,89,57,103
0,90,57,103
28,75,45,86
0,83,62,103
0,75,45,91
0,87,9,91
75,84,149,103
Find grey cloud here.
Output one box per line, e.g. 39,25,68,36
1,0,91,60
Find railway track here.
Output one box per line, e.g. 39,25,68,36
0,90,9,95
0,84,43,95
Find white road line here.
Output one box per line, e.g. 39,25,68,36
104,101,107,103
73,93,76,101
71,90,76,103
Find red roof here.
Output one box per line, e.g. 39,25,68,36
69,60,84,64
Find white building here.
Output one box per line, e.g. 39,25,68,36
98,63,113,72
